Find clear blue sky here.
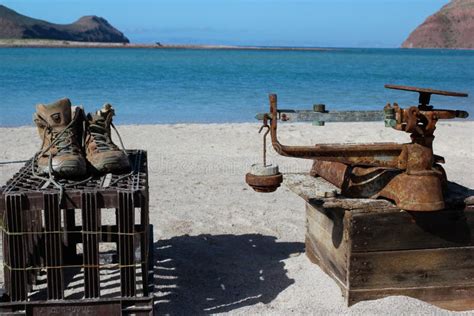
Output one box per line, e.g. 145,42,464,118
3,0,449,47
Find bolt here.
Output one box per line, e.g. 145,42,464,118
324,190,337,198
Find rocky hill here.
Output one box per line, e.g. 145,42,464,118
402,0,474,49
0,5,129,43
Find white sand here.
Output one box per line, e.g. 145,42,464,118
0,122,473,315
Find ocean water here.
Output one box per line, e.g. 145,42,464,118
0,48,473,126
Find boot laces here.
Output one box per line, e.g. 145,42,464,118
35,112,82,158
32,111,89,205
49,126,81,155
89,111,126,152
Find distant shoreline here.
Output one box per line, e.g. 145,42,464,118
0,39,333,51
1,39,474,51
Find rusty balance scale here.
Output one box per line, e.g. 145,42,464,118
246,85,469,212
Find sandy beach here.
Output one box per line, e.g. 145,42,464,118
0,122,473,315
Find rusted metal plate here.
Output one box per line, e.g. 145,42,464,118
384,84,468,98
284,173,473,213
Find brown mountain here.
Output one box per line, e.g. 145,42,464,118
402,0,474,49
0,5,129,43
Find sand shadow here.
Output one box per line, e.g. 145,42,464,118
154,234,304,315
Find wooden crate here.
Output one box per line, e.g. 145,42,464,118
285,174,474,311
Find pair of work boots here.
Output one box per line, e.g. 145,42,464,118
33,98,130,178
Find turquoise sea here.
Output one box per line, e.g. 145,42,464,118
0,48,473,126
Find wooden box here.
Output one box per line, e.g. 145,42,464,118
285,174,474,311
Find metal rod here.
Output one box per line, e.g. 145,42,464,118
0,160,29,165
268,94,405,168
278,110,384,123
263,130,266,167
258,121,270,167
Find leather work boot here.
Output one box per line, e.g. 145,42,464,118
33,98,87,178
85,104,130,174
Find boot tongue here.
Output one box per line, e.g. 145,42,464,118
91,103,114,130
36,98,72,130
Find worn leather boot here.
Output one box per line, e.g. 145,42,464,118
85,104,130,174
33,98,87,178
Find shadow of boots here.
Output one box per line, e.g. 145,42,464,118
154,234,304,315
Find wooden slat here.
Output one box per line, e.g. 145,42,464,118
348,285,474,311
305,237,348,293
351,208,474,252
306,202,347,237
349,246,474,290
306,203,350,284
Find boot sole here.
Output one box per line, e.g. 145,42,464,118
37,160,87,178
91,156,130,174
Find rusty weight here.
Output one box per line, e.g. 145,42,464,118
245,172,283,193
